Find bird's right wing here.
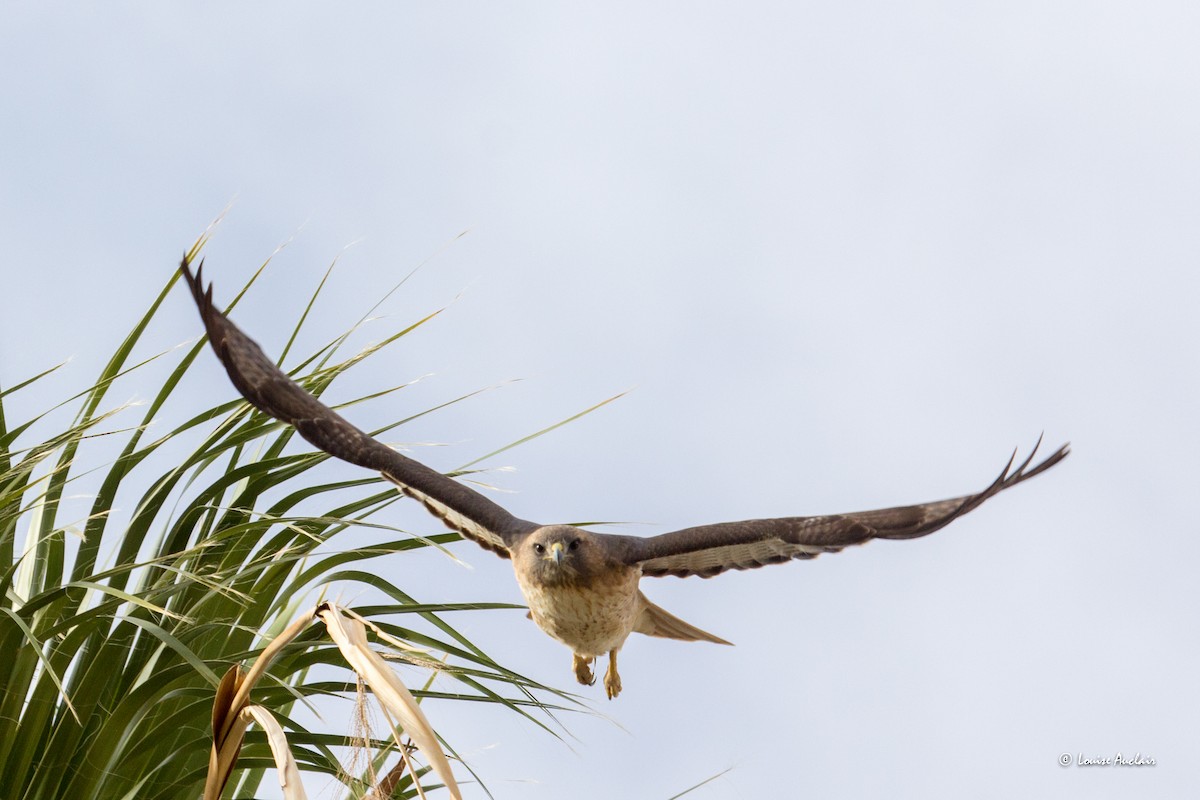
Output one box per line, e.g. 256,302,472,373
181,258,541,558
618,441,1068,578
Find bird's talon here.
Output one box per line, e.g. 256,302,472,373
573,654,595,686
603,649,622,699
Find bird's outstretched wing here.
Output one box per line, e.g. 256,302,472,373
181,257,541,557
620,441,1069,578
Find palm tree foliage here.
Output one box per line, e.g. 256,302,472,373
0,240,574,799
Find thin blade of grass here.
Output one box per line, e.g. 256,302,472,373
455,391,628,471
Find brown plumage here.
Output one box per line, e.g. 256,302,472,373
182,258,1069,699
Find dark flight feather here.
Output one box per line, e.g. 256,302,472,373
181,258,540,556
622,438,1069,578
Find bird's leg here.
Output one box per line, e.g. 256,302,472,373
603,649,622,700
572,653,595,686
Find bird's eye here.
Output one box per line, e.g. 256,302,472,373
533,543,545,554
568,539,580,552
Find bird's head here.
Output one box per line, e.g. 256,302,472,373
516,525,600,585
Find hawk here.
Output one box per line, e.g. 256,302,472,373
182,259,1068,699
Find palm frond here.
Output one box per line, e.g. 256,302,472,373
0,242,585,800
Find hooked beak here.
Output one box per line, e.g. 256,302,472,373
548,541,564,565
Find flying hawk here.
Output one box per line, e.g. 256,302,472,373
182,259,1068,699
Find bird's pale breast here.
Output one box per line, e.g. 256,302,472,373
517,566,642,656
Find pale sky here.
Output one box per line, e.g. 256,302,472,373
2,3,1197,798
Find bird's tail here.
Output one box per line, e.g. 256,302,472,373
633,592,732,645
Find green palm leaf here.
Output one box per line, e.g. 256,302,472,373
0,240,591,800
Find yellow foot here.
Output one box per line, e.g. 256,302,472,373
603,649,622,700
573,653,595,686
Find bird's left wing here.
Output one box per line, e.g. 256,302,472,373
618,441,1069,578
181,258,541,557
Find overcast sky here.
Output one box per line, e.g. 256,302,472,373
2,3,1197,798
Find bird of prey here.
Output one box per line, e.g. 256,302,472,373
182,259,1069,699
